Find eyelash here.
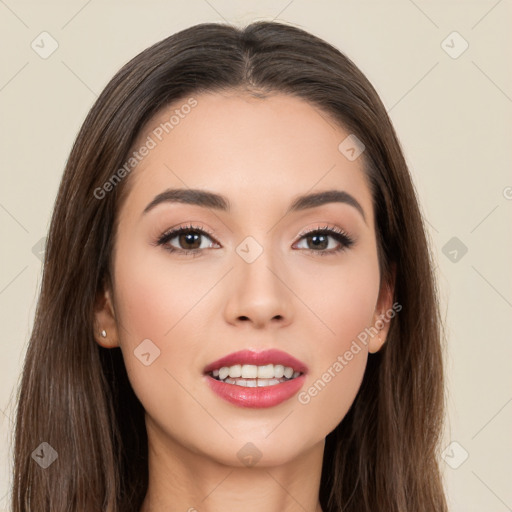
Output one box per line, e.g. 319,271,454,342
155,223,355,257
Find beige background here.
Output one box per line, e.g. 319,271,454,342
1,1,511,510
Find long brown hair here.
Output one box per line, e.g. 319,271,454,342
12,21,448,511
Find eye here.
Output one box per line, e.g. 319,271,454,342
294,225,355,256
155,224,219,256
154,223,355,257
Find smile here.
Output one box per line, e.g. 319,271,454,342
209,364,302,387
203,349,308,408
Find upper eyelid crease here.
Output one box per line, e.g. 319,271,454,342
142,188,367,225
157,224,355,254
158,224,352,240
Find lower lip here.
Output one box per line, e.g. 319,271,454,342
204,374,306,408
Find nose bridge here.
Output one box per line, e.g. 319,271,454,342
224,233,293,327
238,239,279,293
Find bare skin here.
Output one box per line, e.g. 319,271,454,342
94,91,394,512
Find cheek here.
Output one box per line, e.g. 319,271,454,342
300,248,380,343
298,349,368,435
296,287,374,439
113,240,210,342
295,253,379,434
111,241,199,390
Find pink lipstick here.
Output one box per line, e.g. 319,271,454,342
203,349,308,408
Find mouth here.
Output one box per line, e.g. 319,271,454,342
203,349,308,392
208,364,303,387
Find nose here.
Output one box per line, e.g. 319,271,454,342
223,248,294,329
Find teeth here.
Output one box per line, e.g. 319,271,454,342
214,364,299,381
229,364,242,378
274,365,285,378
210,363,303,386
218,367,230,380
217,377,289,387
241,365,258,378
283,367,294,379
257,364,274,379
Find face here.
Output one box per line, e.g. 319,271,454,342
95,91,394,467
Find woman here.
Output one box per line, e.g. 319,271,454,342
12,20,448,511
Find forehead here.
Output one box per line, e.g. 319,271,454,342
119,91,373,225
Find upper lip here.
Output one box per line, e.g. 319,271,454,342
204,349,308,374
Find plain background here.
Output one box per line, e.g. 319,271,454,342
0,1,511,510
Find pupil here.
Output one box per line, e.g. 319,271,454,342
180,232,200,249
310,234,327,250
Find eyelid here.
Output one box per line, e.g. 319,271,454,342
296,223,352,239
293,224,355,253
155,222,355,255
157,222,214,238
156,223,219,246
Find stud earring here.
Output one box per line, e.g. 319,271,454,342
100,329,107,338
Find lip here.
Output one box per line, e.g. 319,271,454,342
204,373,307,408
203,349,309,374
203,349,308,409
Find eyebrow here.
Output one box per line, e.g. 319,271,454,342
142,188,366,223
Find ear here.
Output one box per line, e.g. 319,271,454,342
368,263,396,354
93,277,119,349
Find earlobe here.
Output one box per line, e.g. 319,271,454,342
368,314,391,353
93,284,119,349
368,331,386,354
368,265,396,354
